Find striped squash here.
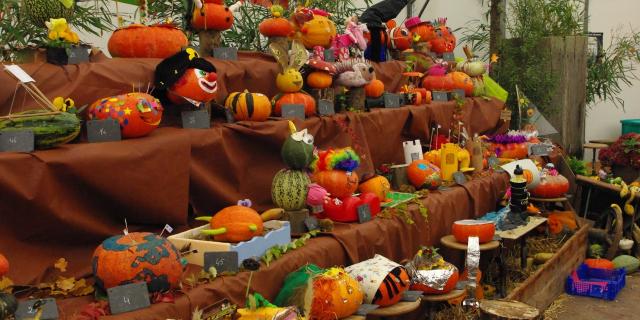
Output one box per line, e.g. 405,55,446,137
271,169,310,211
0,110,80,149
225,91,271,122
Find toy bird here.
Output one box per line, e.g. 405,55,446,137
334,58,375,87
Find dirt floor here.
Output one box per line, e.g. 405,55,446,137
545,274,640,320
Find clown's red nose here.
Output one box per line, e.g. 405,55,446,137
206,72,217,82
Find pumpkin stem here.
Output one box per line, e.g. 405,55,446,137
201,227,227,236
248,224,258,232
195,216,212,222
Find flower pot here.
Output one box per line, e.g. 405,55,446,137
46,45,90,65
612,165,640,184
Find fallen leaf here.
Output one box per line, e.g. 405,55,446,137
56,276,76,291
0,276,13,293
70,278,95,297
54,258,68,272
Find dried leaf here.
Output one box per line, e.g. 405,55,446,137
54,258,68,272
56,276,76,291
70,279,95,297
75,301,110,320
0,276,14,293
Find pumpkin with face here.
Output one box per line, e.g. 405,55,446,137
88,93,163,138
311,148,361,199
276,68,304,93
300,14,337,49
190,0,234,31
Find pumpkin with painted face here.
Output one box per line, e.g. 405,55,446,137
311,148,361,199
276,68,304,93
387,20,412,51
154,48,218,106
300,14,337,49
190,1,234,31
88,93,163,138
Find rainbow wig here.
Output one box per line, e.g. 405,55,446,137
311,148,360,173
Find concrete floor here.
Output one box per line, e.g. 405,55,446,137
548,274,640,320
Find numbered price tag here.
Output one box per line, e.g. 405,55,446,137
304,216,319,231
317,99,335,116
0,130,34,152
87,119,121,143
357,204,372,223
432,91,449,102
16,298,59,320
107,282,151,315
65,47,89,64
181,110,211,129
213,47,238,61
204,251,239,273
442,52,456,62
453,171,467,185
281,104,305,120
383,93,401,108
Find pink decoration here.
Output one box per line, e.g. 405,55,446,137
307,183,329,206
404,16,423,29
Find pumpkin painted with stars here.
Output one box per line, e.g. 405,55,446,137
92,232,184,293
87,93,163,138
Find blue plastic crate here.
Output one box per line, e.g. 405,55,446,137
566,263,626,300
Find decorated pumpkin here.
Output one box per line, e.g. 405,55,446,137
275,265,363,320
584,258,614,270
404,17,435,42
429,18,456,54
346,255,411,307
530,173,569,198
452,220,496,243
407,160,442,190
92,232,184,292
300,14,337,49
281,121,315,169
237,293,300,319
225,91,272,121
386,20,412,51
197,201,264,242
190,2,234,31
450,71,474,96
154,48,218,106
358,175,391,202
272,169,311,211
306,58,337,90
313,170,359,199
486,133,529,159
322,192,381,223
422,74,455,92
406,247,459,295
260,17,294,37
273,92,317,116
88,93,163,138
364,79,385,98
0,253,8,277
108,24,188,59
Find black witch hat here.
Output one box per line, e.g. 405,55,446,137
360,0,409,62
154,48,216,90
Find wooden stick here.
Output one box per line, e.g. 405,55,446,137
26,83,56,111
0,111,61,120
22,84,55,111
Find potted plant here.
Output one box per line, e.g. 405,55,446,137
599,133,640,183
44,18,89,65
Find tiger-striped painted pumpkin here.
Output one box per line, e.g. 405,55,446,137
346,255,411,307
225,91,272,121
271,169,311,211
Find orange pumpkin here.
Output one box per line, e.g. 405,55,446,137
414,88,431,104
364,79,385,98
300,15,337,49
450,71,474,96
307,71,333,89
452,220,496,244
92,232,184,292
585,258,615,270
259,17,294,37
273,92,317,116
411,262,459,294
522,169,534,184
313,170,359,198
190,3,234,31
208,205,264,242
225,91,272,121
310,268,363,319
387,26,412,51
167,68,218,105
0,253,8,277
108,24,188,59
405,18,436,42
88,93,163,138
407,160,442,190
422,74,455,92
358,175,391,202
373,267,411,306
530,174,570,198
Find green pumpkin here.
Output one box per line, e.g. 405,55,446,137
0,293,17,320
271,169,311,211
22,0,75,27
612,255,640,274
281,128,315,169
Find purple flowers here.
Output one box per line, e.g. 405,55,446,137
487,134,527,144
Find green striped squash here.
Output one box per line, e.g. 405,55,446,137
22,0,75,27
271,169,310,211
0,110,81,149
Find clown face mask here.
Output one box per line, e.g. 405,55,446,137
168,68,218,105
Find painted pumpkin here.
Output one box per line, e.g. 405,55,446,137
358,175,391,202
585,258,615,270
364,79,385,98
450,71,474,96
313,170,359,198
346,255,411,307
422,74,455,92
489,142,529,159
452,220,496,243
281,125,315,169
225,91,272,122
530,174,570,198
87,93,163,138
259,17,293,37
273,92,317,116
404,17,436,42
461,57,486,77
0,293,17,320
191,3,234,31
276,68,304,93
92,232,184,292
307,71,333,89
310,268,364,319
411,262,459,294
168,68,218,105
407,160,442,190
108,24,188,59
300,15,337,49
387,25,412,51
430,24,456,54
0,253,8,277
202,205,264,242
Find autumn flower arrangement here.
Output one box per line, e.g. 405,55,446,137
599,133,640,170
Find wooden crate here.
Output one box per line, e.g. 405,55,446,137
506,218,591,311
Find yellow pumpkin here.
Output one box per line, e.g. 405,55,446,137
276,69,304,93
307,71,333,89
358,175,391,202
300,15,337,49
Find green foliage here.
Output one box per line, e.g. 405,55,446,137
566,156,587,176
261,230,319,266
